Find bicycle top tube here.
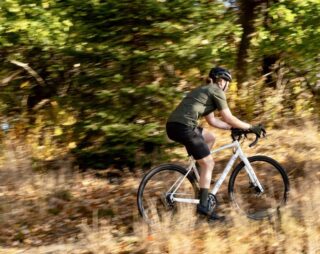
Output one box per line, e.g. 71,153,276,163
210,141,239,155
188,140,240,161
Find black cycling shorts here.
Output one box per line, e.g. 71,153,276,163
166,122,210,160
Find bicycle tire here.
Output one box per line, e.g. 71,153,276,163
228,155,289,220
137,163,198,224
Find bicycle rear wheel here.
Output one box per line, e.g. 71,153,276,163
137,163,198,224
228,156,289,220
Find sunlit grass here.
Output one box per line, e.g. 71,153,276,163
0,124,319,253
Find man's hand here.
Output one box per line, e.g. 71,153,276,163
250,124,266,137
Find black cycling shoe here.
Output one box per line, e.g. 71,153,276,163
196,204,225,221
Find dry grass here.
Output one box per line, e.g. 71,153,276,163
0,124,319,253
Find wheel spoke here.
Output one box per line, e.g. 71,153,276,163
137,164,198,224
229,156,289,220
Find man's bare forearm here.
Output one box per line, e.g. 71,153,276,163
226,115,251,129
209,118,231,130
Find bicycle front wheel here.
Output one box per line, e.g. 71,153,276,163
137,163,198,224
228,156,289,220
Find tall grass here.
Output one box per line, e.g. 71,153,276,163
0,125,319,253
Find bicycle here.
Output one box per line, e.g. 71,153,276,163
137,128,290,223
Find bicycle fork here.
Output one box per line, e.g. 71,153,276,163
239,150,264,193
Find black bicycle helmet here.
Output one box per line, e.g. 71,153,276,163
209,67,232,82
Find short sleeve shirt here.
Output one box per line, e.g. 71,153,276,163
167,83,228,128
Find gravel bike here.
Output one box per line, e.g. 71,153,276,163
137,129,289,223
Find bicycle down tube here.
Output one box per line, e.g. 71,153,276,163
170,140,264,204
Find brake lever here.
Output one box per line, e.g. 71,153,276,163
262,130,267,138
249,134,259,148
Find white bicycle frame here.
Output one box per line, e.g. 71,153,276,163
169,140,264,204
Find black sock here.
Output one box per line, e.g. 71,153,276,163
199,188,209,207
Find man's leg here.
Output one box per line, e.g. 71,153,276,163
202,128,215,150
197,154,215,207
196,154,224,220
196,129,224,220
196,128,216,206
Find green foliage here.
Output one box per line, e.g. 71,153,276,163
0,0,319,169
252,0,320,87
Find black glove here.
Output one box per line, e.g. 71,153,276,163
250,124,266,137
231,127,243,136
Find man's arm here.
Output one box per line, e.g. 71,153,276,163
220,108,251,129
205,112,231,130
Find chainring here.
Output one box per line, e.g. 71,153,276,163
207,193,218,213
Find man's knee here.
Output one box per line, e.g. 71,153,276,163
203,129,215,147
207,133,215,144
197,155,214,169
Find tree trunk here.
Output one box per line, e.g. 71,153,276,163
236,0,259,87
262,54,279,88
261,0,280,89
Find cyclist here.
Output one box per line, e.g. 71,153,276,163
166,67,265,221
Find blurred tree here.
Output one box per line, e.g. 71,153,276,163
235,0,266,87
0,0,238,169
0,0,319,170
255,0,320,122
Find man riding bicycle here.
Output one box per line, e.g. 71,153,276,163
166,67,265,221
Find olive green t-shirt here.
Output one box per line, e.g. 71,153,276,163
167,83,228,128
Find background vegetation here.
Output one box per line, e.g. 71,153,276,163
0,0,319,252
0,0,319,170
